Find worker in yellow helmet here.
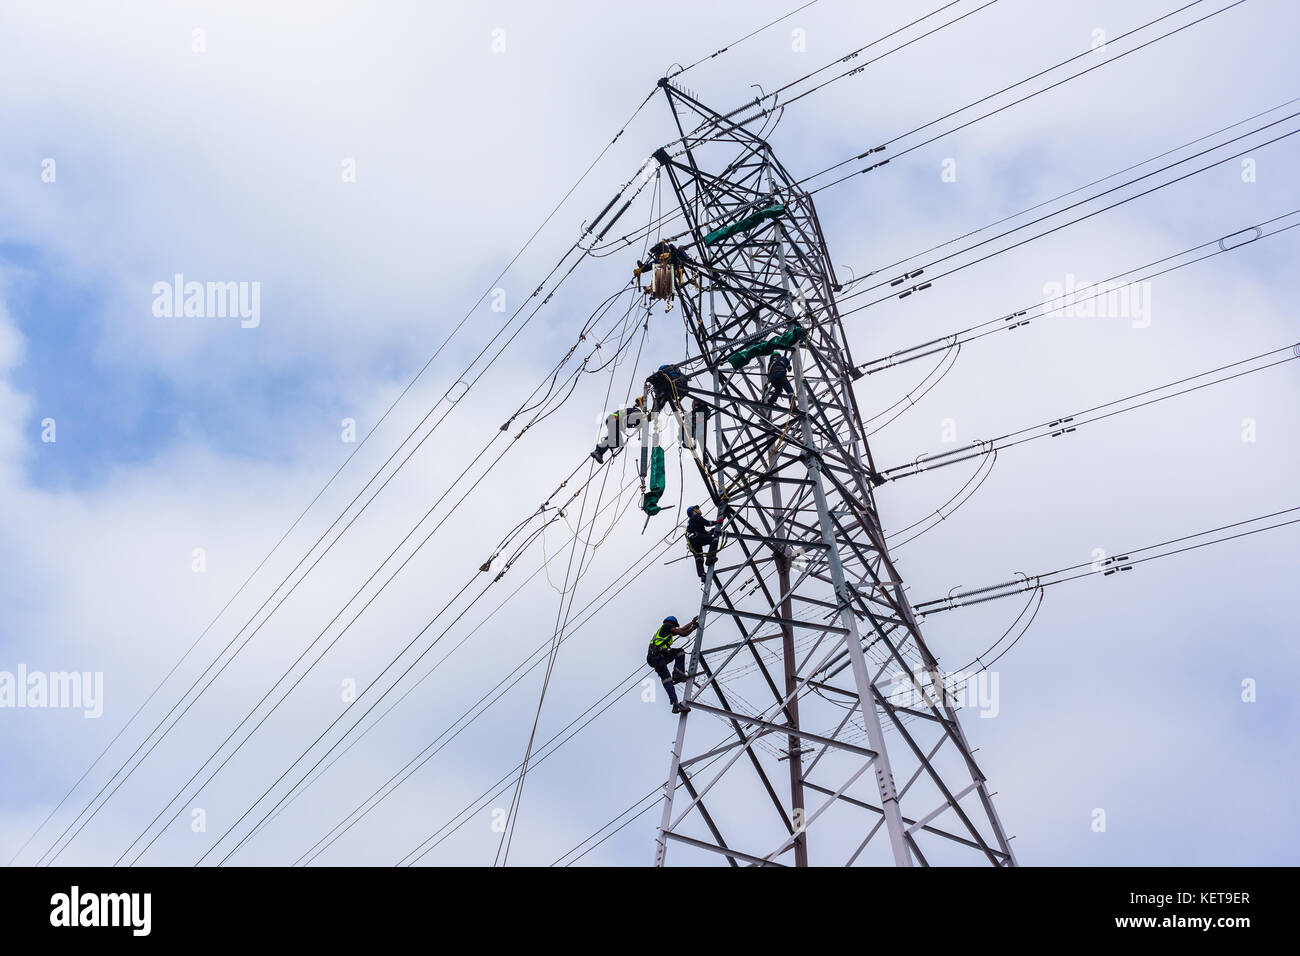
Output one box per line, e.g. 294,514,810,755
590,397,646,464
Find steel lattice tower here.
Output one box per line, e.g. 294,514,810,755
646,80,1016,867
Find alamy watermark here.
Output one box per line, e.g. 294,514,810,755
151,274,261,328
1043,273,1152,328
883,667,999,718
0,665,103,718
50,886,150,936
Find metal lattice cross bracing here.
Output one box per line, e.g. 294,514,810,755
649,80,1016,867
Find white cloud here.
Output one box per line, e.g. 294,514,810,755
2,0,1298,867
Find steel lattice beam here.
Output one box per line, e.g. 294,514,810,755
647,80,1016,868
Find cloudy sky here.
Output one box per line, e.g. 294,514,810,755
1,0,1297,867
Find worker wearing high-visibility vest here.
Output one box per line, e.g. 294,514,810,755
590,397,646,464
647,615,698,714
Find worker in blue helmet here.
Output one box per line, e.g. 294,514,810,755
646,363,688,414
647,614,698,713
684,504,724,582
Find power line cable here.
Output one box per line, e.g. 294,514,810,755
46,279,638,866
914,507,1300,615
292,526,679,866
669,0,823,77
856,209,1300,375
878,342,1300,481
9,83,659,868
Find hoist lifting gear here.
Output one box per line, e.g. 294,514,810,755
633,241,696,311
727,325,806,370
641,445,667,515
703,203,786,247
646,615,699,711
633,240,695,276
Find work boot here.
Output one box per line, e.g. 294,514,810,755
671,702,683,714
671,669,689,683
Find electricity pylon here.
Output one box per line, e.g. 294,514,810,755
645,79,1016,866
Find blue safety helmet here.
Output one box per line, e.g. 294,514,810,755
663,615,679,626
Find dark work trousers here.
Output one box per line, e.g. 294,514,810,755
647,646,686,706
650,375,687,414
766,373,793,404
686,531,718,580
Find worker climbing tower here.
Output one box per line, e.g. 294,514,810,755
644,80,1017,866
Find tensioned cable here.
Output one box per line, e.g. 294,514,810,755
863,344,962,436
834,124,1300,324
885,453,999,551
553,786,662,866
669,0,822,77
136,321,650,866
878,343,1300,481
39,272,628,866
50,280,639,867
245,469,669,865
494,467,602,866
550,721,746,867
398,668,648,867
251,542,606,850
799,0,1245,192
53,0,1279,868
677,0,991,139
293,525,680,867
596,1,1240,257
477,3,1274,865
913,507,1300,616
753,0,999,117
591,0,1002,254
130,456,596,866
842,95,1300,293
10,83,661,870
953,587,1046,675
201,302,653,868
855,209,1300,375
834,110,1299,310
187,454,614,867
494,299,649,866
488,194,663,863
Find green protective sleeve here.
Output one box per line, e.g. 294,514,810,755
703,203,787,246
726,324,807,370
641,445,667,515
